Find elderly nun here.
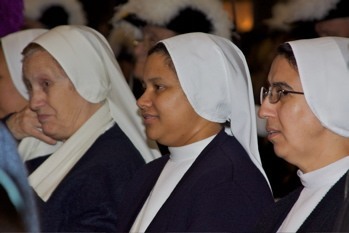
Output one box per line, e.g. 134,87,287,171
258,36,349,232
21,25,160,232
115,32,274,232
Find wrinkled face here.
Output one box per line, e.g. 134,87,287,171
23,50,101,140
315,17,349,37
133,25,177,80
0,47,27,118
137,52,220,147
258,55,328,172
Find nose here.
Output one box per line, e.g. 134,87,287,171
258,98,274,120
29,89,45,112
136,88,152,111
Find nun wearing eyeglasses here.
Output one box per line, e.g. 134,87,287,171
257,37,349,232
21,25,161,232
115,32,274,232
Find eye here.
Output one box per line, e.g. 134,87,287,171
41,80,52,91
278,89,289,96
154,84,165,91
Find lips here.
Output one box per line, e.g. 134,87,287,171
266,126,280,141
142,113,158,124
37,114,51,123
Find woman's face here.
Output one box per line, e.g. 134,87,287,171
137,52,221,147
258,55,329,172
0,47,27,118
23,50,101,141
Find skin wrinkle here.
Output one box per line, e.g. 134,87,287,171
23,49,102,141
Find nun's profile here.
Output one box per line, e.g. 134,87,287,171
116,32,273,232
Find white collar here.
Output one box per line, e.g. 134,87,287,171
298,156,349,189
168,134,216,162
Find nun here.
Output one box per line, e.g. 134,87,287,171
116,32,274,232
258,36,349,232
21,25,160,232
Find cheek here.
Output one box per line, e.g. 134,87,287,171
298,107,324,138
47,90,77,124
280,101,322,147
152,93,194,145
157,94,183,125
278,102,303,130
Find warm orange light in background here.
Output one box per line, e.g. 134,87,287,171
223,0,254,33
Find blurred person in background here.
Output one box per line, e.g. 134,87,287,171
266,0,349,38
108,0,234,98
0,122,39,232
0,0,24,37
23,0,87,29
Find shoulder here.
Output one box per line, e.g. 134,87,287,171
83,123,145,165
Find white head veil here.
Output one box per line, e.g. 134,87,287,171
159,32,269,184
288,37,349,137
1,29,48,99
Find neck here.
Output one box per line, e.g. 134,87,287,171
300,136,349,173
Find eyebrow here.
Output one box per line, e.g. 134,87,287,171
271,81,294,90
141,77,162,87
147,77,163,83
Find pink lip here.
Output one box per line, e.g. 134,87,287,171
142,113,158,125
37,114,51,123
266,127,281,141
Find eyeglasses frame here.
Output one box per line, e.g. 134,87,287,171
260,86,304,104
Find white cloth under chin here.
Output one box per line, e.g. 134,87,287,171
278,156,349,232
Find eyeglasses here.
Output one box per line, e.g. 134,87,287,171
260,86,304,104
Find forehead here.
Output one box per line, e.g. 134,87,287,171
269,55,300,84
24,49,61,69
144,52,178,82
23,50,68,82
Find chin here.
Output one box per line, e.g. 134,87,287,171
274,146,293,163
145,128,159,140
42,126,60,140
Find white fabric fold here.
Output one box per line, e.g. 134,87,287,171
288,37,349,137
28,102,114,201
1,28,48,99
19,138,63,161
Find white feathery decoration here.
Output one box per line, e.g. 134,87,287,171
110,0,232,39
108,20,142,56
24,0,87,25
266,0,340,30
